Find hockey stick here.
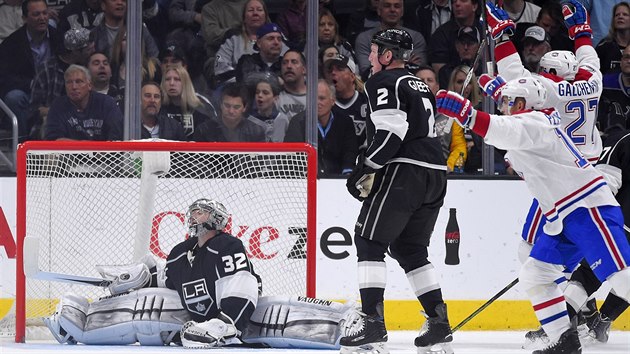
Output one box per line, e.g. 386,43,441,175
460,0,489,96
452,277,519,332
23,236,112,287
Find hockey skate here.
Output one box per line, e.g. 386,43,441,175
339,303,388,354
532,328,582,354
522,327,550,350
414,303,454,354
584,311,611,343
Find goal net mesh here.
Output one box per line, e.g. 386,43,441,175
11,141,315,341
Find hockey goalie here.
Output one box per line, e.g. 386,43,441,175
44,198,359,348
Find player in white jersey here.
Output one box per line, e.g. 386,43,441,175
436,76,630,354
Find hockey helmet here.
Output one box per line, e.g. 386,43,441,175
499,77,547,114
371,28,413,61
539,50,578,81
186,198,229,236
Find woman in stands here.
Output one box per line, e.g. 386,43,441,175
596,2,630,74
318,8,355,62
212,0,288,87
161,64,214,141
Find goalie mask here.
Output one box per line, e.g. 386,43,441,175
186,199,229,237
498,77,547,115
539,50,578,81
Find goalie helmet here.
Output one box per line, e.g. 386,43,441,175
499,77,547,115
186,199,229,237
539,50,578,81
371,28,413,61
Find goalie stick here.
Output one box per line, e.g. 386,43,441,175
452,277,519,332
23,236,112,287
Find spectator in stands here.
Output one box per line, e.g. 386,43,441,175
502,0,540,24
596,2,630,74
411,64,467,173
430,0,481,75
576,0,624,47
276,0,306,50
437,25,481,89
406,0,452,49
200,0,248,82
318,44,339,79
345,0,380,46
44,64,123,141
161,64,213,141
92,0,159,60
234,22,284,93
355,0,428,79
599,45,630,133
215,2,288,87
109,26,162,99
0,0,24,43
56,0,103,36
277,49,307,120
318,8,355,61
511,2,573,53
520,26,551,73
251,75,289,142
0,0,58,138
284,80,357,177
324,54,368,147
86,51,120,103
194,83,265,142
140,80,186,140
30,26,95,139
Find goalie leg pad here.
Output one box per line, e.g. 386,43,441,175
244,295,352,349
46,288,190,345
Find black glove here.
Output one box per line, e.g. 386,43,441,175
346,153,375,202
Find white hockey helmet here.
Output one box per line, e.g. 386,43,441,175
539,50,578,81
499,77,547,115
186,198,229,236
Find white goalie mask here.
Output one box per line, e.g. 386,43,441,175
498,77,547,115
186,199,229,237
539,50,578,81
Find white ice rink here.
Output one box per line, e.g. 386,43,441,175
1,331,628,354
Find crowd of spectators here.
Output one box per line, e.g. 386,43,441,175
0,0,628,177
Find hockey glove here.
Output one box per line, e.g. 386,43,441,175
485,2,515,40
478,74,506,104
563,0,592,40
181,312,239,349
436,90,476,128
346,152,375,202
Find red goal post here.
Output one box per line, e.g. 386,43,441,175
15,140,317,343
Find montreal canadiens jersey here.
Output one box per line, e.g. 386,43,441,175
165,233,259,328
481,109,619,235
495,40,603,163
363,68,445,170
598,132,630,235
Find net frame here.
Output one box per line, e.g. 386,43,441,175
15,140,317,343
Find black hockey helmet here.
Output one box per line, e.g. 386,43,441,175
371,28,413,61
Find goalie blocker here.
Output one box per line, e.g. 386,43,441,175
46,290,357,349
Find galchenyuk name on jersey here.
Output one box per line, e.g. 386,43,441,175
556,81,599,97
297,297,333,307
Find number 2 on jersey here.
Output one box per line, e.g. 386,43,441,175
222,253,247,273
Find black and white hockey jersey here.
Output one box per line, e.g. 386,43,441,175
165,233,259,329
598,131,630,236
332,90,369,147
363,68,446,170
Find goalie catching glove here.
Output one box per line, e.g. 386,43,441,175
181,312,240,349
96,254,164,295
346,152,375,201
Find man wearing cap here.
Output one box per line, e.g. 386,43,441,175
520,25,551,72
325,54,368,147
437,25,481,89
234,23,284,88
44,64,123,141
0,0,58,138
30,26,95,138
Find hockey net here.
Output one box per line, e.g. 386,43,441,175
11,140,317,342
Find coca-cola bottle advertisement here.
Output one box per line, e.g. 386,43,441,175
445,208,460,265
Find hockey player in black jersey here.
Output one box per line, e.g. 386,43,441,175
341,28,454,354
